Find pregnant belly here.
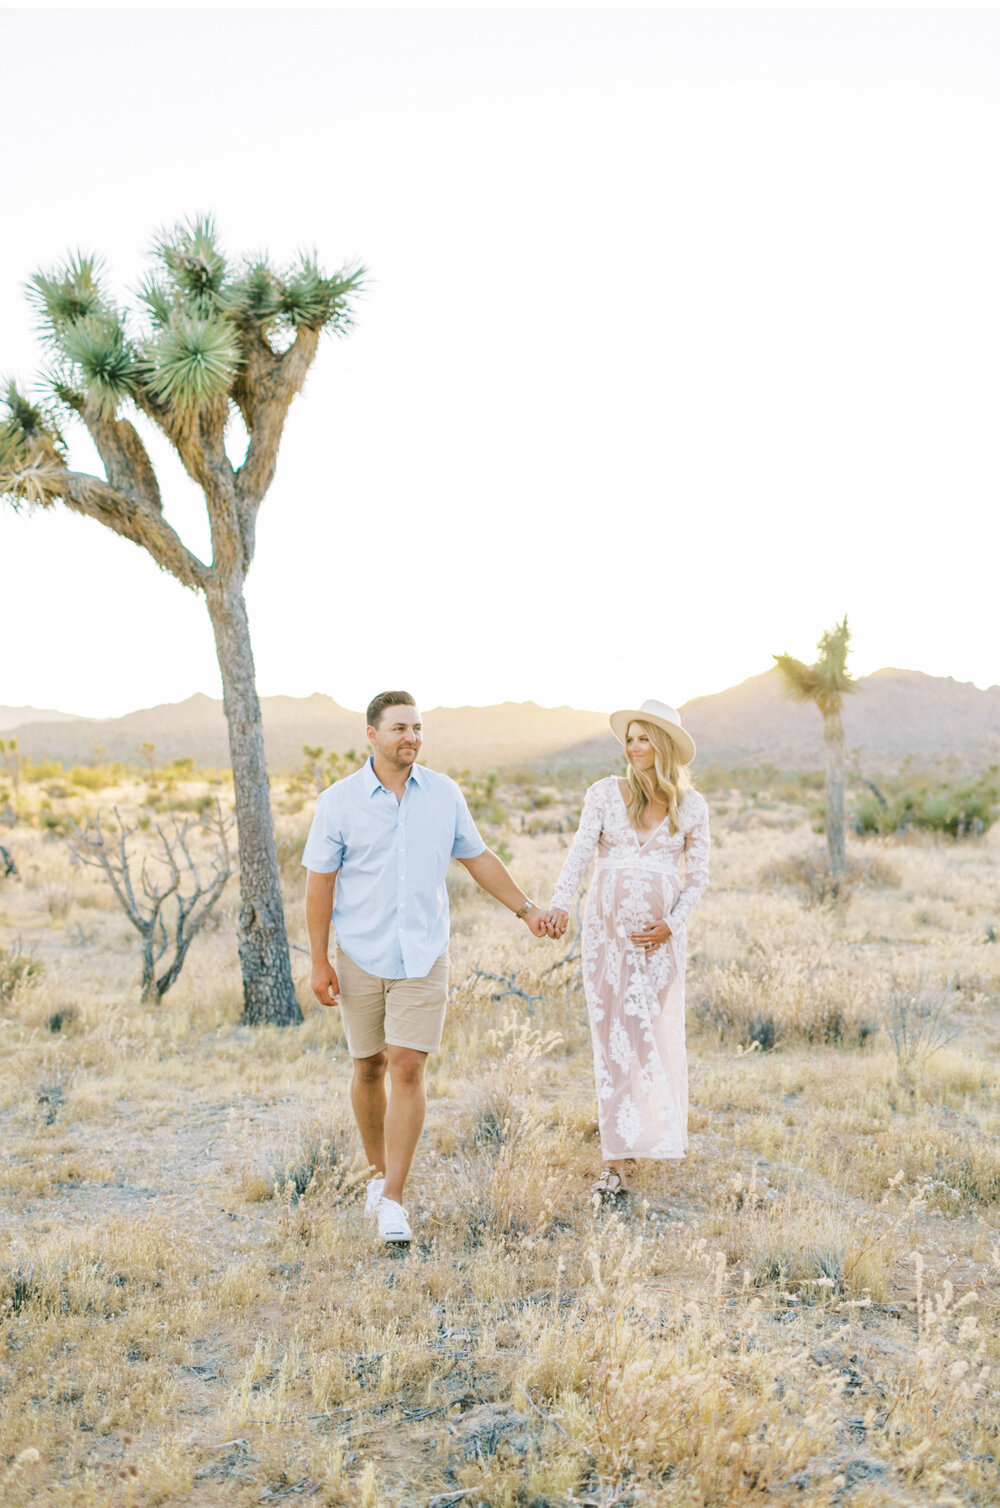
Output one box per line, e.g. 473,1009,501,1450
596,869,680,930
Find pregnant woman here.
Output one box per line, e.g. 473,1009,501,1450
545,699,710,1198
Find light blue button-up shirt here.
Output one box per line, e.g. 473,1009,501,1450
302,758,487,979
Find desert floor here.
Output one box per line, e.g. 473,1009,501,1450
1,770,998,1507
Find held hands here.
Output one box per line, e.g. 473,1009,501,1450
630,919,672,954
311,959,341,1008
545,907,569,940
516,904,564,939
521,905,551,939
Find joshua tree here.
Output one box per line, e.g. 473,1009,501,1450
0,217,364,1025
0,738,24,797
774,617,857,878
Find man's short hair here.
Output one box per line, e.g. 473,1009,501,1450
366,690,417,730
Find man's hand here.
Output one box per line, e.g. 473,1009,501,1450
630,919,672,954
543,908,569,939
311,959,341,1008
522,905,551,938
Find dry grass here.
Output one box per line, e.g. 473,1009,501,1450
1,775,999,1506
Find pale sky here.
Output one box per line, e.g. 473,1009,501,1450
2,6,999,720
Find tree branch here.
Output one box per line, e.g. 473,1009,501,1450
56,469,209,590
81,400,163,513
234,324,321,509
126,389,247,581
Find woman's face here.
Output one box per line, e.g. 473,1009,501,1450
626,722,656,772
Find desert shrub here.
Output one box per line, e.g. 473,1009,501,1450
760,846,901,900
37,804,68,835
521,813,565,836
166,791,216,815
22,758,64,783
698,763,825,804
247,1117,364,1205
861,1128,1000,1212
68,764,109,791
443,1017,562,1246
696,952,878,1050
882,976,961,1071
854,768,999,837
36,801,89,836
456,771,512,827
0,944,44,1001
691,762,998,838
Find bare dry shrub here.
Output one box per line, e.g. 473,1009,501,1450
245,1111,367,1207
853,1122,1000,1213
717,1165,925,1304
697,951,878,1050
760,845,902,901
0,943,44,1002
881,975,962,1071
442,1015,563,1247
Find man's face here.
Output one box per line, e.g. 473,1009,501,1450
367,705,423,769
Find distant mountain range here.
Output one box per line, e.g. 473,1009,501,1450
0,705,87,734
2,668,998,773
0,693,612,773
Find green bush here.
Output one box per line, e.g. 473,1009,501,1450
167,792,216,815
853,769,999,838
69,764,107,791
23,759,64,783
698,760,998,839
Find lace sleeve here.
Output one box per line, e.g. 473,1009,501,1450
550,782,605,911
669,793,710,926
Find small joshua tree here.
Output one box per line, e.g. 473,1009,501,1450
67,802,231,1005
0,217,364,1025
774,617,857,879
301,744,361,797
0,738,24,797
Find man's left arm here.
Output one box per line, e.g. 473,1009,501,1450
457,850,549,937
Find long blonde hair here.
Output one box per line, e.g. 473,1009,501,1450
624,720,691,835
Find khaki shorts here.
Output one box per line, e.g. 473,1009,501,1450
335,946,449,1058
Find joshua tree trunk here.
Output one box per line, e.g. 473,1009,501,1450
774,619,856,883
207,578,300,1026
823,710,847,879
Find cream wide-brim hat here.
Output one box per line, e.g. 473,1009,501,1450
609,699,696,765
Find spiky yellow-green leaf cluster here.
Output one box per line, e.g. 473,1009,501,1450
60,312,141,420
774,617,856,717
144,314,241,408
28,254,104,336
0,381,66,507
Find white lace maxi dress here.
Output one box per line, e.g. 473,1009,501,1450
549,778,710,1160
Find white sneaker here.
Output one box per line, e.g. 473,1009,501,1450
364,1176,385,1217
377,1197,412,1245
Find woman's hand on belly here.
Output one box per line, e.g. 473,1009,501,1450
629,918,672,954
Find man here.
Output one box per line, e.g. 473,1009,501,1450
303,690,550,1246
